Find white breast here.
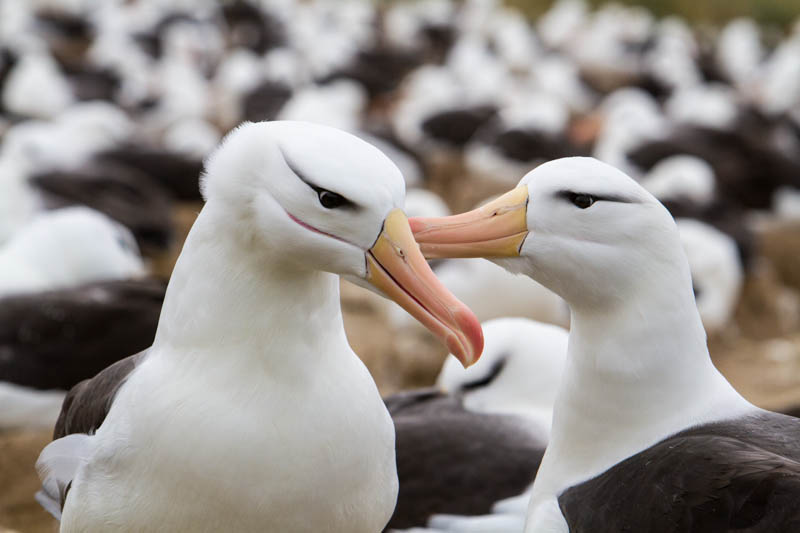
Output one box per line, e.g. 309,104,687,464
61,348,397,532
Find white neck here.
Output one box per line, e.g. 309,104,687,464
77,205,399,532
153,202,347,373
530,272,752,506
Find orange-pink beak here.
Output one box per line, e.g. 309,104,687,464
366,209,484,367
409,186,529,259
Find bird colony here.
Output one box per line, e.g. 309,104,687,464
2,0,800,532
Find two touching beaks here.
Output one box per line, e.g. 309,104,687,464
386,184,531,368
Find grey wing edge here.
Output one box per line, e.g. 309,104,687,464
35,349,147,519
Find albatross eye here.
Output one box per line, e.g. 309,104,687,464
570,193,595,209
318,190,348,209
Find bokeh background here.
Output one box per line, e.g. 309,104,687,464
2,0,800,531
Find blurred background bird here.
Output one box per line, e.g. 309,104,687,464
2,0,800,531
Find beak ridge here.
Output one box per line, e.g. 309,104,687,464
410,186,530,259
366,209,483,367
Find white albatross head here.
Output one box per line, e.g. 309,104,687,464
410,157,692,313
0,206,144,296
676,218,743,334
199,121,483,366
437,317,568,436
410,157,754,533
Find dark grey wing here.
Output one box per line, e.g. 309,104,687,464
242,80,292,123
384,390,545,531
96,144,205,201
559,412,800,533
627,123,800,210
421,105,497,147
30,163,173,249
0,278,165,391
54,350,146,439
38,350,146,519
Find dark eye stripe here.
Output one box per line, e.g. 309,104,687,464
459,356,508,392
280,148,357,209
555,190,636,207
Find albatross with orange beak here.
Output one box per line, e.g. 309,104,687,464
411,157,800,533
36,121,482,533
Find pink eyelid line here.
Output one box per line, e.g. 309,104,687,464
286,212,357,247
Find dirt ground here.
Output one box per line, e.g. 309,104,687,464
3,191,800,532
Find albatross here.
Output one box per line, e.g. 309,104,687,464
387,318,568,531
36,121,483,532
410,156,800,532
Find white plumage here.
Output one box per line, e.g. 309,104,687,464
0,207,144,296
437,317,568,437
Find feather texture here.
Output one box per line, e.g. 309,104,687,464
35,433,93,520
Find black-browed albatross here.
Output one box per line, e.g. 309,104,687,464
387,317,568,531
410,156,800,533
36,120,483,532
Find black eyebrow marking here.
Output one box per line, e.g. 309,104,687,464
278,146,357,209
459,355,508,392
555,190,638,204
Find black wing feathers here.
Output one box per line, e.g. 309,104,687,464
54,350,145,439
0,279,164,391
559,412,800,533
385,389,545,530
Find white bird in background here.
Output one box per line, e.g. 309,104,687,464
437,317,568,437
161,117,222,159
644,16,702,92
665,83,740,130
1,101,132,173
389,317,567,533
431,258,569,327
404,188,452,220
278,79,367,131
750,32,800,116
774,186,800,221
592,87,665,178
1,47,73,119
716,17,763,89
0,382,67,432
146,21,219,129
537,0,588,51
639,154,716,207
677,218,744,335
36,122,482,532
0,207,144,296
465,93,572,186
0,153,41,244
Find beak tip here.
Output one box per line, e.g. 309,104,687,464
449,308,484,369
408,217,426,234
459,356,476,369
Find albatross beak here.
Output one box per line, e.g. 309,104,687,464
367,209,484,367
409,186,529,258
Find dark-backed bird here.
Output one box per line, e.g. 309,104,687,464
388,318,568,531
411,157,800,533
0,278,165,429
